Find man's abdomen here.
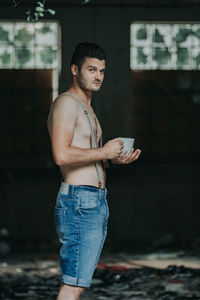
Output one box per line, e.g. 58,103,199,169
60,163,106,188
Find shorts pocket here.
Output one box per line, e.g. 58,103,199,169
56,192,75,207
79,195,99,209
59,193,74,201
54,207,66,238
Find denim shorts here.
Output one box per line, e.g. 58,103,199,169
55,182,109,288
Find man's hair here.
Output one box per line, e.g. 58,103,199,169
70,42,106,69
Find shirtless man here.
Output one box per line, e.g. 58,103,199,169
47,42,141,300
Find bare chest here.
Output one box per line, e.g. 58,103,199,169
74,107,102,146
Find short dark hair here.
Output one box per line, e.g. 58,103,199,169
70,42,106,69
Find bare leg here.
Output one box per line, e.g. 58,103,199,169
57,284,85,300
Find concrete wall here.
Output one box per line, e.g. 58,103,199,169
0,2,200,247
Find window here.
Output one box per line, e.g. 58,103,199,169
130,23,200,161
130,23,200,70
0,21,60,160
0,21,60,97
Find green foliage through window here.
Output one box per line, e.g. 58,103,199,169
137,48,147,64
0,27,9,42
15,28,33,43
174,28,191,44
136,27,147,40
131,23,200,70
16,48,32,66
177,48,189,67
154,29,164,43
153,48,171,65
40,47,56,65
0,21,59,69
1,51,11,64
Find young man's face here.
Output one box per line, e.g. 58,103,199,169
76,57,106,92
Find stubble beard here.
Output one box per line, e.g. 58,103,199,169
77,73,102,92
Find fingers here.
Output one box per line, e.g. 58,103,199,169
129,149,141,162
112,137,122,142
111,137,124,145
114,139,124,153
120,149,141,163
136,149,141,158
120,150,128,159
117,149,132,163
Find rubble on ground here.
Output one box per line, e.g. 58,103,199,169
0,252,200,300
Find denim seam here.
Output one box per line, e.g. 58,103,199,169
75,204,80,286
62,274,90,288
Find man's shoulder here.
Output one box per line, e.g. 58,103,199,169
52,91,80,111
54,91,79,104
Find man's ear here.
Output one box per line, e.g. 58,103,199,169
71,64,79,76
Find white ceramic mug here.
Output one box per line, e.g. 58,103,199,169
120,137,135,156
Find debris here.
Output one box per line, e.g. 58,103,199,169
0,253,200,300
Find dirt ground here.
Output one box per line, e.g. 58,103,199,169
1,249,200,300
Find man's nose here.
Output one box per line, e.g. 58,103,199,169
95,72,101,80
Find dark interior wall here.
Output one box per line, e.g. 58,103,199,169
1,2,199,138
0,2,200,246
107,162,200,242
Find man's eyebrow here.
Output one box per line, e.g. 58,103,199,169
87,65,106,71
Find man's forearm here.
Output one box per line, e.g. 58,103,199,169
54,145,107,167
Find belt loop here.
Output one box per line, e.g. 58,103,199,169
60,182,69,195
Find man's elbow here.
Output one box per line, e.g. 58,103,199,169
54,157,64,166
53,145,73,166
54,154,70,166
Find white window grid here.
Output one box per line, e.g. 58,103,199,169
130,22,200,70
0,21,61,99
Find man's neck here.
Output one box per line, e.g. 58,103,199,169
68,85,92,106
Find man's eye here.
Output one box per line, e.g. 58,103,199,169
89,69,95,72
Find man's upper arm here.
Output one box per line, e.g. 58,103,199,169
49,95,79,164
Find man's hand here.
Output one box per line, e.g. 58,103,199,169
102,138,124,160
111,148,141,165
